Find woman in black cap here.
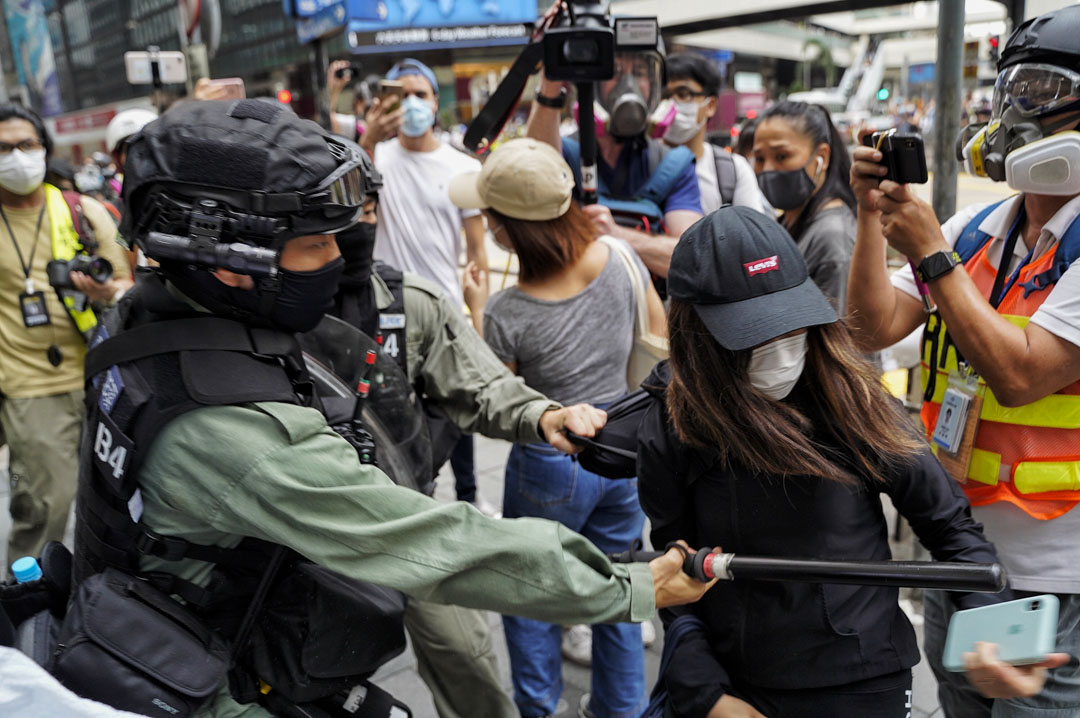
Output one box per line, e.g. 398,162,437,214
637,206,1058,717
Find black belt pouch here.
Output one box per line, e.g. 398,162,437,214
51,568,229,717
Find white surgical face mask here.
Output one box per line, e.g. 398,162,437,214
0,148,46,196
747,333,807,400
664,99,705,145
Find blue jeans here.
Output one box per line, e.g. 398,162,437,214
924,589,1080,717
502,443,647,718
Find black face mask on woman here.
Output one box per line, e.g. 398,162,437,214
756,155,823,211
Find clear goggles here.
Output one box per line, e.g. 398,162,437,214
992,63,1080,120
302,140,369,210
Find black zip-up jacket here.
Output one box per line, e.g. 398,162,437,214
636,363,1008,718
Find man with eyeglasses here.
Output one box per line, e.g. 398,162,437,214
0,104,132,569
358,58,496,521
663,53,769,217
847,6,1080,715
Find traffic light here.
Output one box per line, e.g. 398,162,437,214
989,35,1001,64
277,89,293,104
877,87,890,102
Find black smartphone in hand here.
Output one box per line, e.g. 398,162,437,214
862,130,929,184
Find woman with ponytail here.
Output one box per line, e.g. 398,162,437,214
752,101,857,309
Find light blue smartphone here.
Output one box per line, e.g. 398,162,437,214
943,595,1059,671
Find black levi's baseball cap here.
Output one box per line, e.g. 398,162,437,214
668,206,838,351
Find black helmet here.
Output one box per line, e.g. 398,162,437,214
121,99,370,262
356,143,382,201
999,4,1080,71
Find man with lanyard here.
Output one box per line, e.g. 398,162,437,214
662,52,769,216
846,7,1080,715
0,104,131,568
359,58,494,515
527,50,703,277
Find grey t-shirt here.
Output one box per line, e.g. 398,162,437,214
484,238,649,406
796,204,856,310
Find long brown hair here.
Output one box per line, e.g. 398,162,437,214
665,300,921,485
489,202,597,283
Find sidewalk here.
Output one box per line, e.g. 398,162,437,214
0,439,943,717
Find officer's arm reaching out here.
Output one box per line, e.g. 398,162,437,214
144,404,714,624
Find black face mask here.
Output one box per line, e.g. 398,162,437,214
337,221,378,285
756,157,821,211
268,257,345,333
167,256,345,334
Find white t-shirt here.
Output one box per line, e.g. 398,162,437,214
372,139,481,306
892,192,1080,592
696,144,768,216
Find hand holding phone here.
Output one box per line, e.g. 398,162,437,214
943,595,1059,672
861,130,928,185
379,80,404,114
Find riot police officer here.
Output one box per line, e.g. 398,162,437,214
71,100,708,718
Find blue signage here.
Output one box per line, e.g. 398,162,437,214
704,49,734,64
347,0,536,54
909,63,935,85
296,0,348,42
294,0,343,17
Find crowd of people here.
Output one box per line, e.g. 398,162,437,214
0,4,1079,718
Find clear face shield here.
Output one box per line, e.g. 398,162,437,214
595,51,664,139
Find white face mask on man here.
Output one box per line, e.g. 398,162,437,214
0,148,46,196
664,100,706,145
747,333,807,400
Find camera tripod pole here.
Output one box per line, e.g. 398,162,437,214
576,82,599,205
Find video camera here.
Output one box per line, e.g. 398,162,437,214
46,255,113,290
464,2,661,205
542,3,661,83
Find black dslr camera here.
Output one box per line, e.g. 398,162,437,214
334,63,363,80
543,2,660,82
46,255,113,290
861,130,928,184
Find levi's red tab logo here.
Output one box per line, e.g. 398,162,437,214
744,255,779,276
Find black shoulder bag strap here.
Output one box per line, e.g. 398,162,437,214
85,317,303,382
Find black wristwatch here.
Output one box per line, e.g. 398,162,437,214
916,250,963,282
534,87,567,109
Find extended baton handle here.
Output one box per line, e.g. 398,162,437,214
609,547,1007,593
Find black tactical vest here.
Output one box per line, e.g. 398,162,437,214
73,271,406,707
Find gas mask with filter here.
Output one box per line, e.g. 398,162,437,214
592,51,664,140
957,62,1080,195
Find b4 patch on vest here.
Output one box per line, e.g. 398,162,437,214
93,411,134,493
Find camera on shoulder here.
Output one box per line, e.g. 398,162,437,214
543,2,660,82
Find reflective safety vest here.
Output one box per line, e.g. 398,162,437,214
921,198,1080,520
43,183,98,338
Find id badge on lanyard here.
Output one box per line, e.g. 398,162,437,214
18,277,50,328
932,363,983,484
